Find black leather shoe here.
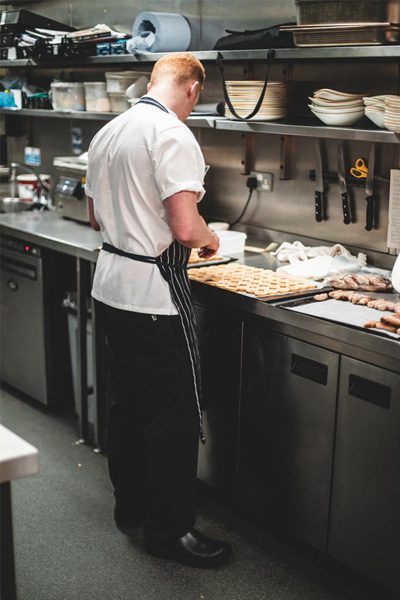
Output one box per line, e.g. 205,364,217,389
114,506,143,536
145,528,232,567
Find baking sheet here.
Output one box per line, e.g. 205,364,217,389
187,256,237,268
282,298,400,339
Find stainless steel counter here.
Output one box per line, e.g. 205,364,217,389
0,212,399,372
0,211,101,261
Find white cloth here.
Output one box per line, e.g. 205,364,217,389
85,95,206,314
273,241,367,280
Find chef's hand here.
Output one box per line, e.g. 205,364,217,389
198,230,220,258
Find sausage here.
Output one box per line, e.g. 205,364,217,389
364,321,378,328
381,314,400,328
376,322,398,333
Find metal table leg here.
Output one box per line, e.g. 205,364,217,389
90,262,108,453
76,257,89,442
1,482,17,600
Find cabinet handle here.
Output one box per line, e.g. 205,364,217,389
348,374,391,409
291,354,328,385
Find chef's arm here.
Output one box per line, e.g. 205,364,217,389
87,196,100,231
164,191,219,253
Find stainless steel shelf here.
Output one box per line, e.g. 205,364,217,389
1,108,397,141
214,118,400,144
0,108,218,128
1,45,400,68
0,108,119,120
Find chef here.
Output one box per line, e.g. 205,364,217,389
85,53,232,567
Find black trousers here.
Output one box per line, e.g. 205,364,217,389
95,300,199,539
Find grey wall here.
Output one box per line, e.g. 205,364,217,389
2,0,398,262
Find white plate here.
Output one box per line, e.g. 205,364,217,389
314,88,364,101
310,97,364,108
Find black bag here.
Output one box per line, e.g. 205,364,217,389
213,23,295,51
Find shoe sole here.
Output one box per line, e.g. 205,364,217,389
146,546,232,568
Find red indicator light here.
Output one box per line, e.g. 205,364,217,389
25,245,30,252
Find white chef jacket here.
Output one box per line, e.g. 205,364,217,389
85,96,206,315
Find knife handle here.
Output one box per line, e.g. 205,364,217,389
341,192,351,225
365,197,374,231
373,197,379,229
315,191,322,222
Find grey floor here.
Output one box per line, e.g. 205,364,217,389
1,386,397,600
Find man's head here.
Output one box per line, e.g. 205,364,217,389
147,53,205,120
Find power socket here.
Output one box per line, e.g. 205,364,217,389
250,171,273,192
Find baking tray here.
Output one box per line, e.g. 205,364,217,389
281,22,389,46
279,294,400,339
243,284,329,303
187,256,237,268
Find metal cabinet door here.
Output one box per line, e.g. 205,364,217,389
194,302,243,498
239,322,339,552
329,356,400,594
0,250,48,404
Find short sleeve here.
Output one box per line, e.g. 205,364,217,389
152,125,206,202
84,140,94,197
84,164,93,198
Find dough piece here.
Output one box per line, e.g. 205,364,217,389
314,293,329,301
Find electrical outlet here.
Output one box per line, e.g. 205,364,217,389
250,171,273,192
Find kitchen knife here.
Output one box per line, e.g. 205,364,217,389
365,143,375,231
314,139,326,222
338,143,351,225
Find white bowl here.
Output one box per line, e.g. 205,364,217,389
365,109,385,128
311,109,364,127
309,104,365,115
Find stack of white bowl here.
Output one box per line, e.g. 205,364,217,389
308,88,365,127
363,95,387,128
225,80,288,121
384,96,400,132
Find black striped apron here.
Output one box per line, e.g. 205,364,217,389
101,95,205,443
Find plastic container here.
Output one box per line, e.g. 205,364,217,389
208,221,230,231
50,82,85,111
295,0,387,25
217,231,247,256
17,174,51,200
83,82,110,112
109,92,130,112
105,71,146,94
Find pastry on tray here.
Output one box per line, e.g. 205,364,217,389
188,249,224,264
188,263,317,297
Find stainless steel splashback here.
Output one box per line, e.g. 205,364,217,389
2,0,296,49
4,0,399,263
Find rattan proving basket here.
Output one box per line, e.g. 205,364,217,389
295,0,387,24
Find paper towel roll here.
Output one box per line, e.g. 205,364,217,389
131,12,191,53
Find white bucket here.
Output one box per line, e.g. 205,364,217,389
17,174,51,200
217,231,247,256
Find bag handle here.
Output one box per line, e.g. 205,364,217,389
217,49,275,121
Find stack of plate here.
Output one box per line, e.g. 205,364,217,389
384,96,400,132
309,88,364,126
363,95,387,128
224,80,288,121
